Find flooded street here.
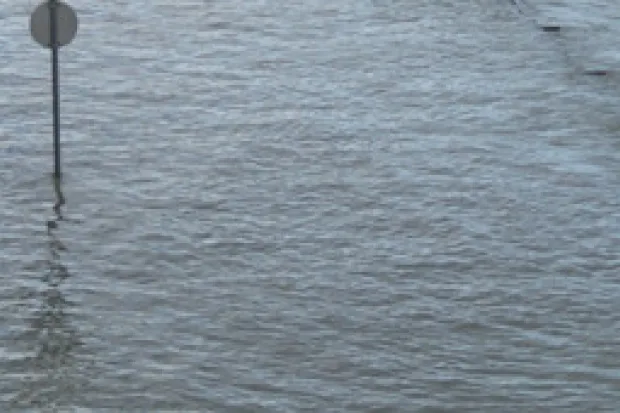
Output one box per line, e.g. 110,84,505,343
1,0,619,410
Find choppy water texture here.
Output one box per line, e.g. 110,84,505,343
1,0,620,411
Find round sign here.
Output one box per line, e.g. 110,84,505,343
30,1,78,48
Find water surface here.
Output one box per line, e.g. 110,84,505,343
1,0,619,410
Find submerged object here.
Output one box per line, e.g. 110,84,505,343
541,25,561,32
583,69,608,76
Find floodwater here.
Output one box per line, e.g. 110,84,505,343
1,0,619,411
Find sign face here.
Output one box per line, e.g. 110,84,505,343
30,1,78,48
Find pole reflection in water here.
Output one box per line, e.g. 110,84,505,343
12,176,82,409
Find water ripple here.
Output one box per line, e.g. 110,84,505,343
2,0,620,411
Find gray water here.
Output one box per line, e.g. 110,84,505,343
1,0,620,411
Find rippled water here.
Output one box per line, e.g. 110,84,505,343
1,0,619,410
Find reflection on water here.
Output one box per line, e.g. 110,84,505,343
10,177,82,409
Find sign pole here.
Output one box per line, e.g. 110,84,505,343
49,0,61,178
30,0,78,179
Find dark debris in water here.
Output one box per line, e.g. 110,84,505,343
583,69,609,76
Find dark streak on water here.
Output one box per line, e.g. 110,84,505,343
1,0,620,411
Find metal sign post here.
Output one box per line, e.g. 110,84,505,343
30,0,78,179
50,1,61,178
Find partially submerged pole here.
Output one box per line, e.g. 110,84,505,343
49,0,61,178
29,0,78,178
